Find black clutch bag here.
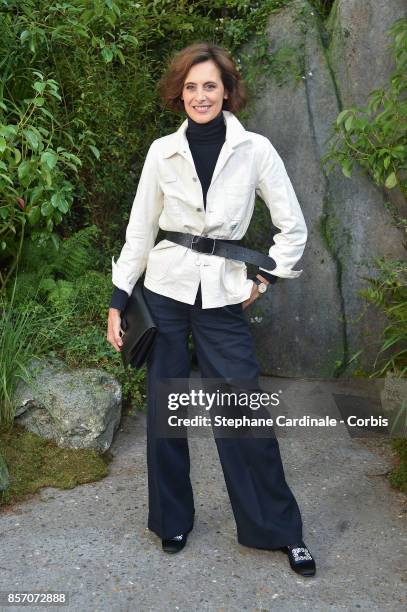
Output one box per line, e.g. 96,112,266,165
120,278,157,369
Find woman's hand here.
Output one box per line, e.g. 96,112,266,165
107,307,124,352
242,275,270,310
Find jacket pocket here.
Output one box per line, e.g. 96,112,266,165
161,175,182,219
222,259,248,295
145,244,180,281
162,174,177,183
223,183,254,221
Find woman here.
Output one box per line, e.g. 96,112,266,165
107,42,316,577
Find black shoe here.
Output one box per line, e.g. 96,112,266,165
162,532,188,554
280,541,316,576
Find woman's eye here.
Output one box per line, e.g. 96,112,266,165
185,84,216,90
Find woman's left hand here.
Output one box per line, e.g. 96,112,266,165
242,275,270,310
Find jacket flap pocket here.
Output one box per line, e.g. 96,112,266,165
162,174,177,183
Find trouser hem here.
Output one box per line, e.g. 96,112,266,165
148,515,195,540
237,532,303,551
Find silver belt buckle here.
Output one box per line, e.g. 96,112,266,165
190,234,200,252
190,234,216,255
208,237,216,255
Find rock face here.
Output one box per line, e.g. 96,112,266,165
13,358,122,451
327,0,407,106
0,453,10,492
246,0,406,377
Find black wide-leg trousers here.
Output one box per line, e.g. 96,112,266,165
143,283,303,549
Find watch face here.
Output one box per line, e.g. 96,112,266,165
258,282,267,293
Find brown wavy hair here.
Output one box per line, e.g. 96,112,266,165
157,42,247,114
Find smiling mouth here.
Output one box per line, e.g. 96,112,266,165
193,105,211,110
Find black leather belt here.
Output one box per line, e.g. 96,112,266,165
164,231,277,271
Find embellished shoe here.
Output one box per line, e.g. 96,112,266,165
280,541,316,576
162,532,188,554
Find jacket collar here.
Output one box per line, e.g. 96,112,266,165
160,110,250,158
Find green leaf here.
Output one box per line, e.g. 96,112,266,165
88,145,100,159
37,126,50,138
41,201,53,216
33,81,46,94
60,151,82,166
0,137,6,152
0,207,9,220
30,187,44,204
385,172,397,189
50,233,61,250
0,173,14,185
51,192,63,208
341,159,353,178
39,107,54,120
344,115,354,131
42,166,53,187
336,109,350,126
27,206,41,226
18,161,33,181
59,199,69,213
41,151,58,169
101,47,113,63
117,49,125,65
0,124,17,138
23,129,39,150
33,97,45,107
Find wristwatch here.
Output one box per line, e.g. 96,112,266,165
254,278,268,294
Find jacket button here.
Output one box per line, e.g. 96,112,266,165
192,177,197,182
196,207,202,211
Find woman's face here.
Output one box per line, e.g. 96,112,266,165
181,59,228,123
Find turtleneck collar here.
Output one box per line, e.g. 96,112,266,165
186,110,226,144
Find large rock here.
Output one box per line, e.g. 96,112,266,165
245,0,406,377
327,0,407,106
0,453,10,492
13,358,122,451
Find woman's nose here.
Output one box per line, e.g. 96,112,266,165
195,89,207,101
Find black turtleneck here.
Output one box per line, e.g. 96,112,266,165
186,110,226,210
110,111,278,311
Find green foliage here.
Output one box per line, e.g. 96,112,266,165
359,258,407,377
0,68,97,289
322,17,407,199
56,225,101,281
0,282,70,426
6,227,147,408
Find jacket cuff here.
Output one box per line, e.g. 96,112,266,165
110,287,129,311
257,270,280,284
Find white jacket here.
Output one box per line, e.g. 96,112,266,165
112,110,307,309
